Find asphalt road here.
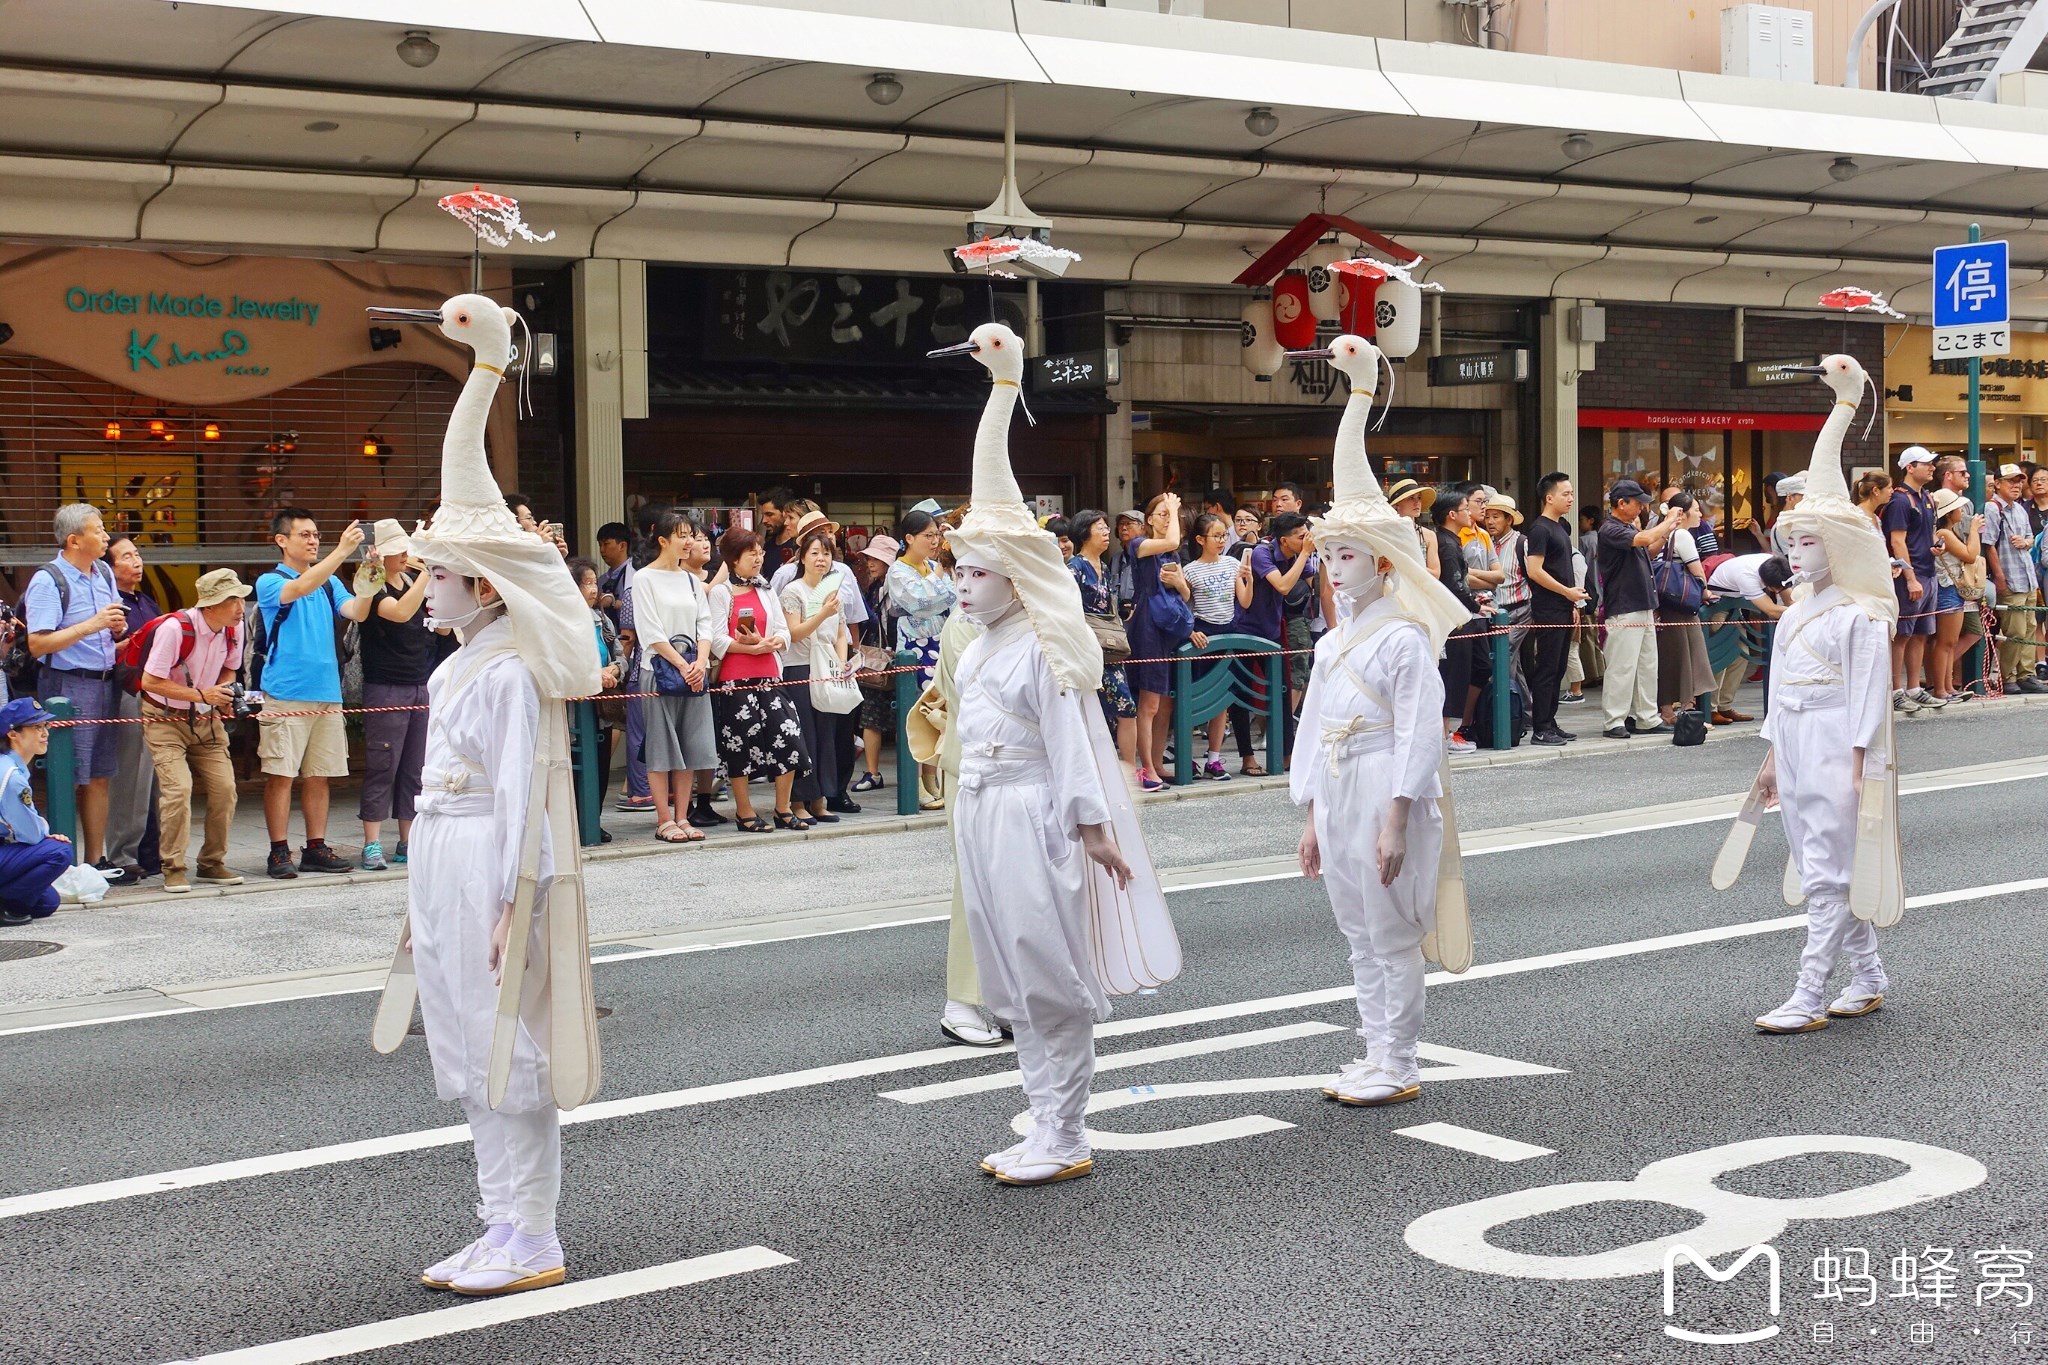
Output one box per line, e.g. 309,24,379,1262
5,710,2047,1364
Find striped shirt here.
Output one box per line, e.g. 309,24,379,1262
1182,556,1241,626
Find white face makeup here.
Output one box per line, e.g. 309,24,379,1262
1785,531,1831,583
425,566,488,632
953,563,1017,624
1322,540,1384,602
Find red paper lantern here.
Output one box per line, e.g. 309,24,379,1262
1271,270,1316,351
1339,273,1377,339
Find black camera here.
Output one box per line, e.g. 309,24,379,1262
227,682,265,718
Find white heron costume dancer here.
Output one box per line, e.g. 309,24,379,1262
931,322,1181,1186
1715,353,1901,1034
367,294,602,1293
1286,336,1474,1106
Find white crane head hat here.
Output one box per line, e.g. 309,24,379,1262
1282,333,1471,653
929,321,1101,692
369,292,600,699
1775,353,1898,625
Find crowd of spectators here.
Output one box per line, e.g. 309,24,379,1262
3,447,2044,920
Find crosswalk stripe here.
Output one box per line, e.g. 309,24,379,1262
164,1246,794,1365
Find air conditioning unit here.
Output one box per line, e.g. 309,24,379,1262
1722,3,1815,85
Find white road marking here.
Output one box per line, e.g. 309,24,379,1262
2,872,2036,1223
163,1246,794,1364
9,752,2043,1038
1394,1122,1556,1163
878,1021,1342,1103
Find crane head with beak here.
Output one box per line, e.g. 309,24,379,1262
367,293,516,363
927,322,1027,385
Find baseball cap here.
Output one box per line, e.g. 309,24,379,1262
193,568,253,608
1999,462,2025,479
1115,509,1145,525
1607,479,1650,505
1896,445,1936,469
0,698,56,732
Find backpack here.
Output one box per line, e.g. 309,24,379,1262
249,578,352,694
8,558,116,689
117,612,196,695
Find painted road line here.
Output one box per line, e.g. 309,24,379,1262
9,752,2046,1039
877,1021,1344,1104
4,873,2040,1223
1394,1122,1556,1163
165,1246,794,1365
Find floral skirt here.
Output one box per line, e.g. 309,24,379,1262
1099,663,1136,731
712,680,813,781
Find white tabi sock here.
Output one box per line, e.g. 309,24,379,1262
504,1228,563,1268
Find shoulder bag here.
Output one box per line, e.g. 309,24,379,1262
1654,540,1706,615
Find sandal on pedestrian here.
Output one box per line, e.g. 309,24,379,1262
655,821,702,844
735,815,774,833
1240,759,1267,776
773,810,812,831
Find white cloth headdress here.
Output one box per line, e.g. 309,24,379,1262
936,323,1102,693
1775,354,1898,627
393,294,601,700
1301,335,1471,655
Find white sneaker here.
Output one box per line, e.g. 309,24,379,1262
448,1238,566,1296
421,1234,496,1289
1892,689,1920,714
1445,736,1477,755
1909,688,1945,709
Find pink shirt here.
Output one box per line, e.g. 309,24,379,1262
144,608,245,713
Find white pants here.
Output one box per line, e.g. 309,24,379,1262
1601,610,1660,730
1791,896,1883,1009
463,1098,561,1236
1012,1012,1096,1159
1315,752,1442,1084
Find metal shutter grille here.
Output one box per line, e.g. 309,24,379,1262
0,356,452,570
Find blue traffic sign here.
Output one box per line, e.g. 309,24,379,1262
1933,240,2009,329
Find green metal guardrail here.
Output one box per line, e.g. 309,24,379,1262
1169,633,1288,784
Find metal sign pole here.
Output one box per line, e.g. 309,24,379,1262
1967,222,1984,512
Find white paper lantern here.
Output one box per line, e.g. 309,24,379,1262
1240,297,1285,376
1304,244,1347,322
1372,276,1423,359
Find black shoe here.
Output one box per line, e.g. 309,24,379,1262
1634,723,1670,736
1554,729,1577,740
1531,729,1568,747
1603,726,1630,739
810,810,840,824
92,860,130,886
266,848,298,880
0,908,29,926
685,799,726,828
826,796,861,815
1623,717,1637,733
598,828,614,844
299,843,352,874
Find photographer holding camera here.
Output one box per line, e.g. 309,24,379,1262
138,568,255,893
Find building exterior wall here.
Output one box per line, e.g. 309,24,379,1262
1511,0,1882,87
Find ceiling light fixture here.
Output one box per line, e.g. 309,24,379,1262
1561,132,1594,160
369,326,402,352
865,72,903,106
1829,156,1860,182
1245,107,1279,137
397,30,440,68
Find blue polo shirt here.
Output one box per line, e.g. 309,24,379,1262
21,555,119,672
255,564,342,703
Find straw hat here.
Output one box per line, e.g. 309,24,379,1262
1383,478,1437,513
193,568,252,608
1484,493,1523,526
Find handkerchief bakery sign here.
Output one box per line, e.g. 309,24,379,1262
0,247,484,406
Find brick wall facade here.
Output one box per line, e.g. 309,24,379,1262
1581,304,1887,469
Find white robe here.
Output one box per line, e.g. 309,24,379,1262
409,616,558,1115
952,609,1114,1138
1289,595,1447,1074
1758,584,1889,997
